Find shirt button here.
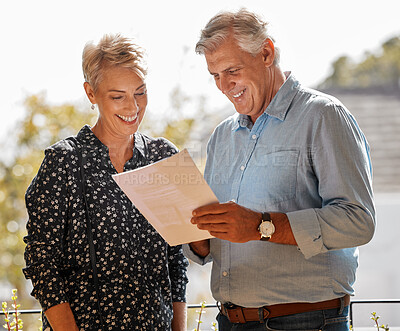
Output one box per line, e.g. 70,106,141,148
252,134,257,140
222,271,228,277
240,165,245,171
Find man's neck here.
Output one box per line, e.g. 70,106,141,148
250,66,286,123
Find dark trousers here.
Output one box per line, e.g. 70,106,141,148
217,305,349,331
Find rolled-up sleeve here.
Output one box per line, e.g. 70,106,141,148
167,244,189,302
23,148,72,311
288,103,375,259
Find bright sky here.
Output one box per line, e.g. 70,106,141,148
1,0,399,141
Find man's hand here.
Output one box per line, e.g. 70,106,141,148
189,239,210,257
191,201,261,243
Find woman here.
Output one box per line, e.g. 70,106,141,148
23,34,188,330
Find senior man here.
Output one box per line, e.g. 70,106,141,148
184,8,375,331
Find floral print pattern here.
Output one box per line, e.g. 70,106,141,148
23,125,188,330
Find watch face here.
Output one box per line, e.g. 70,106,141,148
260,221,275,237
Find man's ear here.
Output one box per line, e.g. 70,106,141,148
83,82,96,104
262,38,275,67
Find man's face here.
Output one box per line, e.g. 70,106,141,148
205,34,274,123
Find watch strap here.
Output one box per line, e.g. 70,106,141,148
262,212,272,222
260,212,273,241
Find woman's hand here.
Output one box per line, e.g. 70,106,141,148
45,302,79,331
172,302,187,331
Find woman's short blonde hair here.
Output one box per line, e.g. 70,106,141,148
82,34,147,91
195,8,280,64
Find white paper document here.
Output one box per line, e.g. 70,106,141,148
112,149,218,246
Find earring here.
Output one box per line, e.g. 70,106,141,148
91,104,95,110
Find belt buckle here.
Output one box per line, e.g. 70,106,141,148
224,302,236,309
262,307,270,319
222,302,236,316
221,303,233,318
226,308,237,322
223,303,246,324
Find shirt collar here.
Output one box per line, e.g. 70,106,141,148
133,132,146,159
76,125,106,151
266,71,300,121
232,72,300,130
232,114,253,131
76,124,145,158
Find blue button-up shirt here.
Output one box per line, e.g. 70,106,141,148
184,73,375,307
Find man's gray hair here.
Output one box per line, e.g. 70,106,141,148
195,8,280,65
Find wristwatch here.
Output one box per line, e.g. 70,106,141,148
258,212,275,241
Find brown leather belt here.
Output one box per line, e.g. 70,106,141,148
220,295,350,324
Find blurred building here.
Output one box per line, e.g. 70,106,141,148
324,86,400,193
324,87,400,328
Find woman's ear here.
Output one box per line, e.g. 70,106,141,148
262,38,275,67
83,82,96,104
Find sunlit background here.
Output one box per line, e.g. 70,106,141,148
1,0,399,138
1,0,400,329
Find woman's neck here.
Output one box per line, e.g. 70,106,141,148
91,123,135,173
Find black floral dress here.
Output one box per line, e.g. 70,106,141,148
23,125,189,330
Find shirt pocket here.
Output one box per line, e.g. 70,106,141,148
246,149,299,206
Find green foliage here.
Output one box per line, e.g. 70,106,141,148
18,93,97,150
0,93,97,309
194,301,206,331
145,85,198,150
371,311,390,331
324,56,354,88
193,302,217,331
1,289,42,331
319,35,400,90
163,118,195,150
2,289,23,330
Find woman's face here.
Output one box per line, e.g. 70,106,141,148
87,65,147,140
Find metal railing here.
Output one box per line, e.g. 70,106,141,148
349,299,400,327
2,300,400,326
0,303,217,315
